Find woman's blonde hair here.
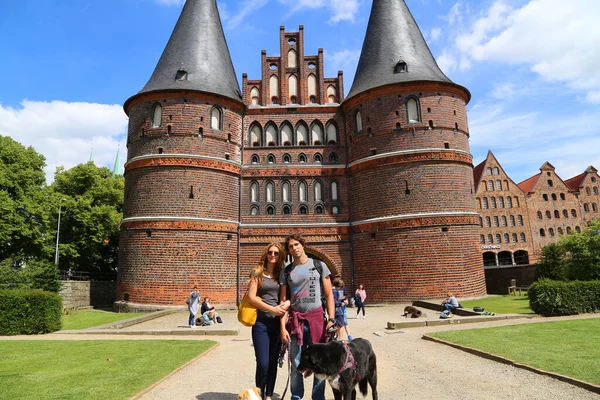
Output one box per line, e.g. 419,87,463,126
250,242,285,287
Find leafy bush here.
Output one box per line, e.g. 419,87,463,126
0,259,60,292
0,289,62,335
528,278,600,316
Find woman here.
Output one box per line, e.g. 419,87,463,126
333,279,352,340
355,284,367,319
248,243,290,400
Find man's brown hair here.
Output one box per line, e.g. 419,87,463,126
284,233,306,251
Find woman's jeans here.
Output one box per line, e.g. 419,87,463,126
290,323,326,400
443,304,457,312
188,312,195,326
252,316,281,399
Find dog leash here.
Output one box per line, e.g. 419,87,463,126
278,342,291,399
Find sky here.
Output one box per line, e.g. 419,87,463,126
0,0,599,185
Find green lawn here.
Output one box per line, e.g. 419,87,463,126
460,294,533,314
0,340,215,400
428,317,600,385
61,309,148,330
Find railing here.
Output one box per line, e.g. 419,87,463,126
59,270,117,281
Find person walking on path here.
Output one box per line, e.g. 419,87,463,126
186,286,200,328
247,242,290,400
355,284,367,319
333,278,352,340
279,234,335,400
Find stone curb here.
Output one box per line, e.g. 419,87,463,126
130,341,221,400
387,314,532,329
56,328,239,336
90,309,177,330
422,335,600,395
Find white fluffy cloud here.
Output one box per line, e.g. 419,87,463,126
0,101,128,184
154,0,185,6
277,0,360,23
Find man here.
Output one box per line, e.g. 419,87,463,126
186,286,200,328
279,234,335,400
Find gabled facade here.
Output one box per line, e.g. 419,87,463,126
518,162,586,258
565,166,600,224
473,152,533,266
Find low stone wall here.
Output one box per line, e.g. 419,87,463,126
60,281,116,310
484,264,537,294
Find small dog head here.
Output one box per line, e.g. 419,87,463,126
237,387,261,400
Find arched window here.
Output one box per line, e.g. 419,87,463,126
493,216,499,227
267,154,275,164
331,181,339,201
520,233,526,242
211,106,222,130
314,153,322,163
298,181,307,202
282,181,291,202
504,233,510,243
575,226,581,233
512,233,518,243
298,154,306,163
307,74,317,102
487,167,493,176
287,49,297,68
485,217,491,227
543,194,548,201
501,216,507,226
566,227,572,234
479,217,483,227
269,75,279,100
288,75,298,102
327,85,336,103
594,187,599,195
283,205,291,215
491,197,497,208
407,97,421,123
498,197,505,208
266,124,277,146
355,110,363,133
517,215,523,226
496,180,502,191
151,103,162,128
250,87,259,105
496,234,501,243
489,180,494,191
560,193,566,200
299,205,308,215
266,205,275,215
329,152,338,164
549,228,555,236
281,123,293,146
509,215,515,226
540,228,545,237
554,210,560,218
326,122,338,145
250,205,259,215
586,187,591,195
562,209,568,218
311,123,324,145
315,205,324,214
266,181,275,202
250,123,262,147
546,210,551,219
507,197,513,208
482,197,489,209
571,209,577,217
548,179,554,187
251,154,259,164
283,153,291,163
551,193,557,201
487,234,493,243
314,181,323,202
332,205,339,214
537,211,543,219
584,203,590,212
493,167,500,175
558,227,564,235
480,235,485,244
296,123,308,146
250,182,259,203
593,203,598,212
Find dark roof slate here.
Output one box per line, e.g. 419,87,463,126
346,0,464,100
137,0,241,102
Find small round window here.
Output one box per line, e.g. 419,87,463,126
308,62,316,69
288,38,296,45
269,63,277,70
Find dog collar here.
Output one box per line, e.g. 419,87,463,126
339,341,357,376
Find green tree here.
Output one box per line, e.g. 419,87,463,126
562,219,600,281
537,242,568,281
50,162,124,275
0,136,54,263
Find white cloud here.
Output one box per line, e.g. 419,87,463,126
0,100,128,184
452,0,600,100
278,0,359,23
153,0,184,6
224,0,269,30
326,48,361,87
429,27,441,42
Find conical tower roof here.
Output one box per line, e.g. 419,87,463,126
346,0,466,100
134,0,241,103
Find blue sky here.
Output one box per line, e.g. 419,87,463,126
1,0,599,185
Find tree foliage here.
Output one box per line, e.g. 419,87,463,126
537,219,600,281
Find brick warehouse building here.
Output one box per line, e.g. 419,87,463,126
117,0,489,307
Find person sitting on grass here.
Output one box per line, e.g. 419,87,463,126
441,292,459,316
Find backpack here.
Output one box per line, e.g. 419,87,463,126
439,310,451,319
284,259,327,312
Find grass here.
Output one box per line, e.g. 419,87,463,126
460,294,533,314
428,317,600,385
0,340,216,400
61,309,148,330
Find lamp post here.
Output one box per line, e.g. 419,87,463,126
54,198,66,265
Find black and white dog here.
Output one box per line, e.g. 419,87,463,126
298,338,378,400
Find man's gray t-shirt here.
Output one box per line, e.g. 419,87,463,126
279,258,331,313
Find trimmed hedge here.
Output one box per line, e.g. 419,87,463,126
528,279,600,316
0,289,62,335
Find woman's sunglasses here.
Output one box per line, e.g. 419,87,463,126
267,251,279,256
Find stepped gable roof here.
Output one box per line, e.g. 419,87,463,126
518,173,541,194
346,0,467,101
135,0,241,102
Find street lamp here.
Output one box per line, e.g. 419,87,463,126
55,198,66,265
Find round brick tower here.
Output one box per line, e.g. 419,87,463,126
118,0,244,306
342,0,486,301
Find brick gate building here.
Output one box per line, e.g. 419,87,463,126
117,0,487,307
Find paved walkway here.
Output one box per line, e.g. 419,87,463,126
7,305,600,399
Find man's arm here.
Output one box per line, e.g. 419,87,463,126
322,276,335,320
